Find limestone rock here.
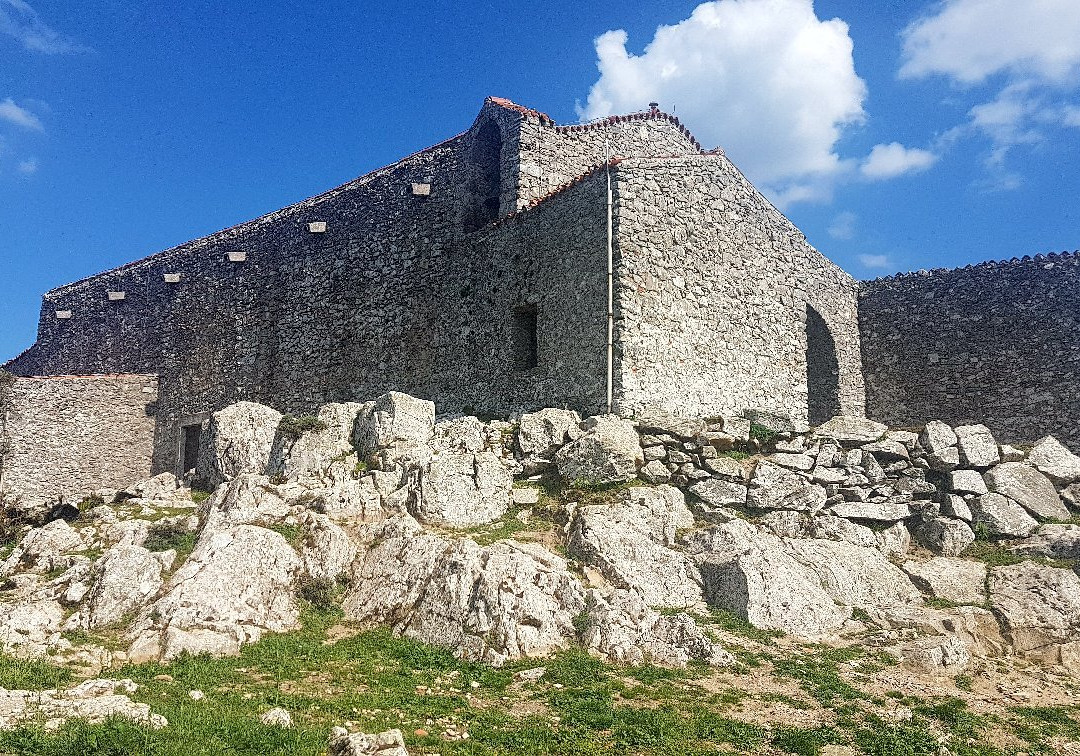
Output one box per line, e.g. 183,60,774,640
702,456,750,482
118,472,182,504
555,415,643,485
297,513,358,584
639,459,671,484
811,416,887,444
329,727,409,756
769,452,815,471
989,562,1080,665
128,525,301,662
970,493,1038,537
948,469,988,496
902,558,987,605
876,521,912,558
1009,524,1080,560
0,519,83,576
410,450,511,528
829,498,913,522
898,634,971,675
915,517,975,557
259,707,292,728
984,463,1069,521
919,421,958,455
782,538,922,611
516,408,581,472
0,597,66,656
567,486,702,608
688,478,746,519
354,392,435,456
268,402,369,479
747,461,826,512
583,588,731,667
1027,436,1080,485
196,402,282,488
79,545,164,629
955,424,1000,469
941,494,973,522
760,511,878,549
0,678,166,731
202,474,291,530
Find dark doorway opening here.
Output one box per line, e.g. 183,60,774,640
180,424,202,476
512,305,539,370
806,304,841,426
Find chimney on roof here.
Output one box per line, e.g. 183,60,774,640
648,102,659,112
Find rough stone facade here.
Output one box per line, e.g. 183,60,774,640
0,374,158,508
859,254,1080,447
6,96,1073,476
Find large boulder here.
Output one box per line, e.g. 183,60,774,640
201,474,291,531
328,727,409,756
811,416,887,444
1009,524,1080,560
267,402,369,479
354,392,435,457
583,588,731,667
915,517,975,557
782,538,923,611
761,511,879,549
970,493,1039,537
1027,436,1080,485
902,557,986,605
516,409,581,472
989,562,1080,666
128,525,302,662
343,517,586,665
984,463,1069,521
555,415,643,485
955,424,1000,469
409,450,511,528
75,545,165,630
567,486,702,608
0,519,84,577
196,402,283,488
747,461,826,512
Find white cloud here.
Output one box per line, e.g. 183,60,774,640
579,0,866,201
0,0,87,54
827,211,856,240
857,254,893,271
16,157,36,174
0,98,42,130
860,142,938,180
900,0,1080,177
900,0,1080,84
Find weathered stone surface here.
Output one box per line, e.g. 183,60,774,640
989,562,1080,665
876,521,912,558
567,486,701,608
0,597,66,656
811,416,887,444
782,538,922,611
688,478,746,517
0,519,83,577
118,472,182,504
0,678,166,731
297,513,358,584
984,463,1069,521
747,461,826,512
1009,524,1080,560
903,557,986,605
769,452,814,471
583,588,731,667
948,469,988,496
760,511,878,548
970,493,1039,537
196,402,283,488
639,459,671,484
329,727,409,756
1027,436,1080,484
354,392,435,456
703,456,750,482
955,424,1000,468
77,545,164,630
555,415,643,485
919,421,957,454
128,525,301,662
516,408,581,471
898,634,971,675
915,517,975,557
829,499,913,523
202,474,290,530
259,707,292,728
268,402,368,479
697,527,851,640
941,494,973,522
410,450,511,528
635,412,706,440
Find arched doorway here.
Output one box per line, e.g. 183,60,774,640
806,304,841,426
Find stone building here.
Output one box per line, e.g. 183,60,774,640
3,97,1077,493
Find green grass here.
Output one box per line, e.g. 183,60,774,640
0,654,73,690
771,725,843,755
771,646,864,707
189,489,212,505
698,608,783,644
143,522,198,559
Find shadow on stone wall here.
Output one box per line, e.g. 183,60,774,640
806,304,841,426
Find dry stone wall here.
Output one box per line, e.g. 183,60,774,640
0,374,158,509
611,156,865,426
859,253,1080,447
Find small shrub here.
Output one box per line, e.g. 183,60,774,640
749,422,778,444
298,575,338,611
144,521,197,556
77,493,106,513
189,488,212,504
277,414,327,440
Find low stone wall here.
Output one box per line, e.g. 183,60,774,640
0,374,158,511
859,253,1080,447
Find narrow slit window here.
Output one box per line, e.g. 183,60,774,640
512,305,538,370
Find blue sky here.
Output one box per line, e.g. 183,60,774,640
1,0,1078,361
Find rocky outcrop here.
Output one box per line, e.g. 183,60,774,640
196,402,282,488
0,678,166,731
267,402,369,479
555,415,643,485
984,463,1069,521
989,563,1080,668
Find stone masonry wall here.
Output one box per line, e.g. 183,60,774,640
611,156,865,426
0,374,158,509
859,253,1080,447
